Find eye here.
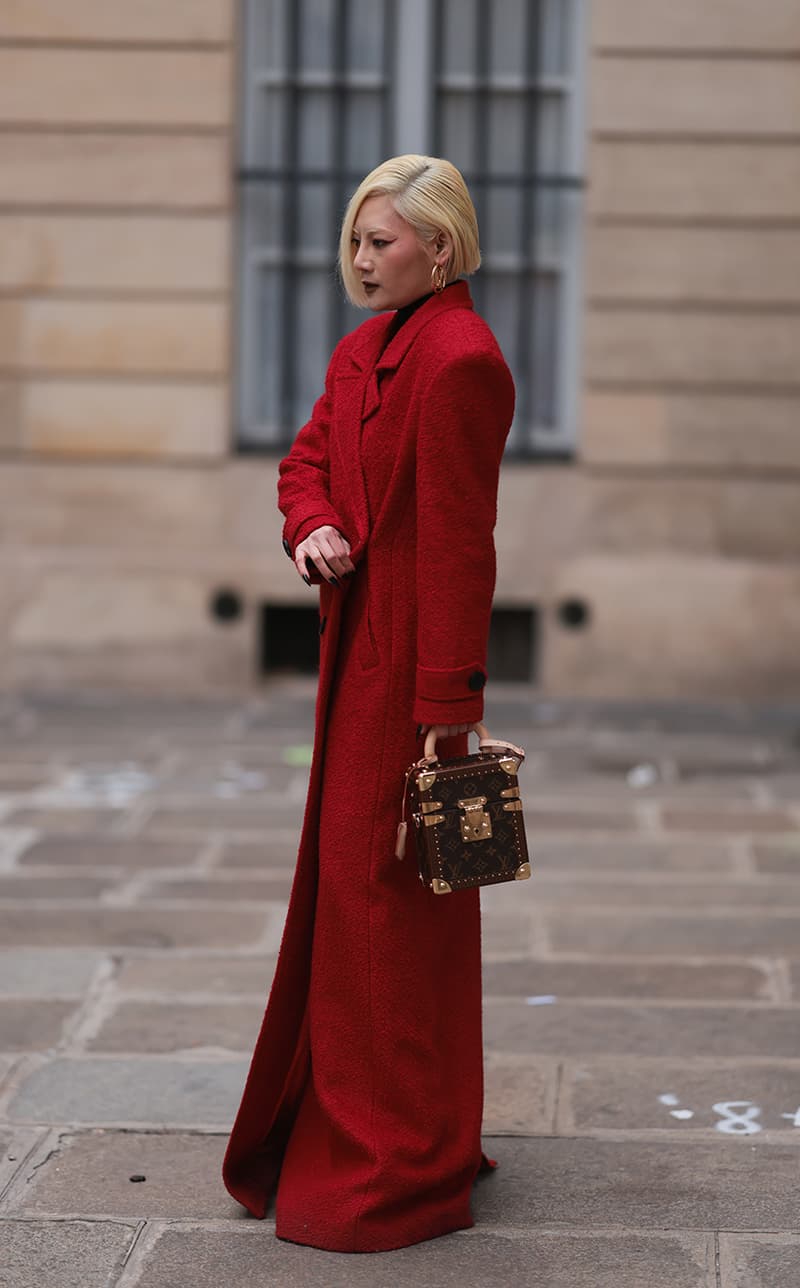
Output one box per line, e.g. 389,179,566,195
372,239,389,249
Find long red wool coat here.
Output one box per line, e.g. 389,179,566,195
223,281,515,1252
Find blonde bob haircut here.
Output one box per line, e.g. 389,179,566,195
338,155,481,308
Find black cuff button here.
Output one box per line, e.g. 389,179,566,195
467,670,486,692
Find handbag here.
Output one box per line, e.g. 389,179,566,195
396,723,531,894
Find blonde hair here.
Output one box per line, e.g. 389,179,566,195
338,155,481,308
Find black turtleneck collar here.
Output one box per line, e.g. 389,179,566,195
381,280,460,350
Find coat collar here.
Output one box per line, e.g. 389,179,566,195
345,280,475,376
336,282,475,546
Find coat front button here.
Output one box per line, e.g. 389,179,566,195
319,615,327,636
467,669,486,691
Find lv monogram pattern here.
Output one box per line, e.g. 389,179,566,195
410,755,530,892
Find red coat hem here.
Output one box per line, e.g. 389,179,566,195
275,1206,475,1254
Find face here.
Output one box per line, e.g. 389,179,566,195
350,194,449,311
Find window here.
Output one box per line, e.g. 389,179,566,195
237,0,586,455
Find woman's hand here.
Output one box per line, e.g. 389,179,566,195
294,525,355,585
421,724,472,740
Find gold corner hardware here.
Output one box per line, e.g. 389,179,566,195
499,757,520,775
417,770,437,792
420,800,443,814
515,862,531,881
432,878,452,894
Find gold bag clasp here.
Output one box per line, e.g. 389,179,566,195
458,795,492,842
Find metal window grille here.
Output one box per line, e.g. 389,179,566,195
237,0,586,456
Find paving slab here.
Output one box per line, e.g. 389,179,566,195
0,1001,77,1052
5,809,125,833
546,910,800,956
751,841,800,876
215,839,302,869
564,1061,800,1134
518,838,737,876
0,875,117,899
719,1233,800,1288
87,1000,263,1054
0,905,278,949
484,1000,800,1058
0,1058,18,1092
115,955,277,996
481,957,772,1001
473,1136,800,1230
483,1056,556,1134
0,1217,137,1288
139,875,293,902
528,776,761,801
0,767,53,790
131,1227,716,1288
14,1130,239,1219
789,962,800,1001
477,910,533,956
17,837,204,870
0,1128,44,1200
523,805,639,832
660,806,797,833
142,807,299,834
0,950,105,998
755,773,800,802
519,874,800,911
7,1058,249,1128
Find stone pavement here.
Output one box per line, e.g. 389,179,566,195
0,684,799,1288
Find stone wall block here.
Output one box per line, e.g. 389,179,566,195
593,59,799,137
0,49,231,128
22,380,229,458
581,393,800,471
594,0,800,52
586,311,798,386
0,0,234,43
0,133,230,208
589,142,800,220
0,214,231,292
15,299,228,377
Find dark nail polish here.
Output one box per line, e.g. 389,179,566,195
416,724,423,737
302,575,311,585
344,571,356,579
329,576,340,586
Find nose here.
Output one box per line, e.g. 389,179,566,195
353,242,372,273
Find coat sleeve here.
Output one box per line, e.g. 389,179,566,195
413,350,515,727
277,352,349,560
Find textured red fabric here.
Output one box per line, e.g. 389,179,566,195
222,282,515,1252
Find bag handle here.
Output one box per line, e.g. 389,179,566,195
422,723,525,764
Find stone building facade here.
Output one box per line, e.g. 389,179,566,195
0,0,798,697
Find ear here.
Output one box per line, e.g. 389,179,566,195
433,229,454,266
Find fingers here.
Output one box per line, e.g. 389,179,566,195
421,723,472,740
294,526,355,585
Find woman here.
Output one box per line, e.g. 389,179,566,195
223,155,515,1253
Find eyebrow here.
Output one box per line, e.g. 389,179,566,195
352,227,394,237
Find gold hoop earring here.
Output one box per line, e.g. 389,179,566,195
431,262,447,294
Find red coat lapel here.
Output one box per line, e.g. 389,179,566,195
333,282,476,544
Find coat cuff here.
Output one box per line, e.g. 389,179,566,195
412,662,487,726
